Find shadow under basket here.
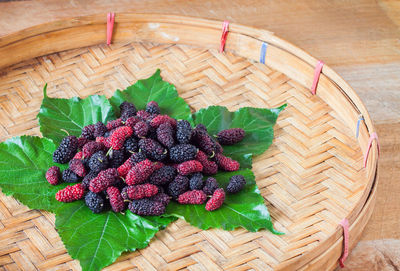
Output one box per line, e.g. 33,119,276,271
0,14,378,270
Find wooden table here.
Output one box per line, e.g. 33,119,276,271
1,0,399,260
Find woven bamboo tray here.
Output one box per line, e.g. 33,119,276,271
0,14,378,271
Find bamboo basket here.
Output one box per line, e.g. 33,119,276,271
0,14,378,271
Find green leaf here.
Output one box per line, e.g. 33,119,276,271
192,105,286,168
55,201,176,271
109,69,193,123
165,169,281,233
38,84,116,145
0,136,68,211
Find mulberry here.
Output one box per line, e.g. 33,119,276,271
214,154,240,171
118,158,133,177
128,199,166,216
89,168,119,193
106,118,124,130
124,137,138,154
149,166,177,185
46,166,61,185
138,138,167,161
169,144,197,163
195,150,218,175
106,186,125,212
146,101,161,115
96,137,112,148
53,136,78,164
130,151,147,164
81,124,95,140
191,128,215,155
78,137,90,149
62,169,80,183
108,149,125,168
156,122,175,148
69,159,87,177
205,188,225,211
217,128,245,145
88,151,109,172
178,190,207,204
176,120,192,144
121,184,158,200
55,183,84,203
189,172,204,190
82,170,99,190
150,193,171,206
167,175,189,198
150,115,177,128
125,159,156,185
136,110,152,122
226,175,246,193
85,191,106,213
82,141,104,158
134,121,149,138
73,151,83,160
203,177,219,195
177,160,203,175
94,121,107,137
110,126,133,150
120,101,137,121
125,116,141,129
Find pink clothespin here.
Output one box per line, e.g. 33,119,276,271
339,218,349,268
363,132,380,168
107,13,115,45
311,60,324,95
219,20,229,53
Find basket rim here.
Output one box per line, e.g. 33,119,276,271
0,13,378,270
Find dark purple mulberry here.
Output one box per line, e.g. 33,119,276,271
203,177,219,195
146,101,161,115
53,136,78,164
226,175,246,193
139,138,167,161
130,151,147,164
134,121,149,138
217,128,245,145
82,171,99,190
85,191,106,213
77,137,90,149
169,144,197,163
189,173,204,190
191,127,215,155
128,199,166,216
167,175,189,198
81,124,95,140
150,193,171,206
176,120,192,144
149,166,177,185
94,121,107,137
62,168,80,183
157,122,175,148
124,137,138,154
108,149,126,168
88,151,109,172
120,101,137,121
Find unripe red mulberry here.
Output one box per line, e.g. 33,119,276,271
118,158,133,177
46,166,61,185
125,159,156,185
217,128,245,145
177,160,203,175
110,126,133,150
150,115,177,128
178,190,207,204
214,153,240,171
195,150,218,175
125,116,141,129
82,141,104,158
205,188,225,211
191,127,215,155
73,151,83,160
106,186,125,212
89,168,119,193
121,184,158,200
96,137,112,148
106,118,124,130
55,183,85,202
136,110,152,122
69,159,87,177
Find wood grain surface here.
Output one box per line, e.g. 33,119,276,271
0,0,399,256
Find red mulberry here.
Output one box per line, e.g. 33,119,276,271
217,128,245,145
125,159,156,185
77,137,90,149
110,126,133,150
46,166,60,185
226,175,246,193
177,160,203,175
121,184,158,200
146,101,161,115
53,136,78,164
205,188,225,211
69,159,87,177
96,137,111,148
150,114,177,128
138,138,167,161
106,118,124,130
89,168,119,193
125,116,141,129
178,190,207,204
128,199,165,216
136,110,152,122
55,183,85,203
214,154,240,171
82,141,104,158
118,158,133,177
73,151,83,160
106,186,125,212
196,150,218,175
134,121,149,138
191,127,215,155
156,122,175,148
